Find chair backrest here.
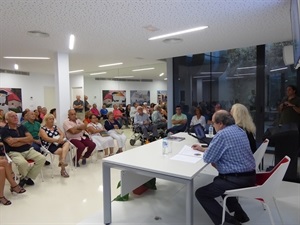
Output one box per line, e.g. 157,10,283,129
253,139,269,171
256,156,290,198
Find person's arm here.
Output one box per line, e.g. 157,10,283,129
4,132,33,147
39,129,57,143
87,124,100,134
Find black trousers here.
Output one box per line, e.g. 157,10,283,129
195,174,256,225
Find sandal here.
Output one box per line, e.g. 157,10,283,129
61,169,70,178
58,162,68,167
0,196,12,205
10,185,26,194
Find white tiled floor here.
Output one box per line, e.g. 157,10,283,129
1,129,300,225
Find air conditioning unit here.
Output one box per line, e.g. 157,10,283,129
283,45,294,66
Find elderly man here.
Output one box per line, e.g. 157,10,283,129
73,95,84,113
63,109,96,167
1,111,46,187
134,106,159,140
192,110,256,225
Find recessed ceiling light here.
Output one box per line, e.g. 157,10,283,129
14,64,19,70
148,26,208,40
69,69,84,74
3,56,50,59
114,76,134,78
90,72,107,75
132,67,155,72
163,38,183,44
98,62,123,67
27,30,50,38
159,73,164,76
69,34,75,50
164,78,167,80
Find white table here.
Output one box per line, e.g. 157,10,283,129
102,132,208,225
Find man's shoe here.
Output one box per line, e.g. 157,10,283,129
44,161,51,166
234,210,250,223
19,179,26,188
26,178,35,186
82,158,87,165
72,158,80,167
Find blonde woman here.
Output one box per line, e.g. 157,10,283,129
39,114,70,177
230,103,257,153
87,114,115,157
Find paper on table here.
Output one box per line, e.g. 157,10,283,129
170,145,203,164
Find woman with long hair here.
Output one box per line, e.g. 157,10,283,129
230,103,257,153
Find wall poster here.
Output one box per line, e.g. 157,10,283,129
102,90,126,108
0,88,22,113
157,90,167,104
130,90,150,105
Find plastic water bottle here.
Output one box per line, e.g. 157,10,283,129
162,138,168,155
209,125,214,137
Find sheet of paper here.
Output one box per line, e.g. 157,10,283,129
170,145,203,163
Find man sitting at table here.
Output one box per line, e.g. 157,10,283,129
192,110,256,225
134,106,159,141
166,105,187,134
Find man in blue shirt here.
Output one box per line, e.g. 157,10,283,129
192,110,256,225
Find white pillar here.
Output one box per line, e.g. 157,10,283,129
54,53,70,127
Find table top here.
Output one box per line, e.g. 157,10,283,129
103,132,208,180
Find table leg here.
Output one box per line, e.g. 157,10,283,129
103,163,111,224
186,179,194,225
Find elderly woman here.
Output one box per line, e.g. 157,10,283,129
190,107,206,128
104,112,127,153
39,113,70,178
87,114,115,157
0,143,26,205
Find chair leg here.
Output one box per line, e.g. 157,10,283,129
264,203,275,225
273,197,284,225
221,195,229,224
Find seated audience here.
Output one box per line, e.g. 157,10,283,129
87,114,115,157
0,142,26,206
230,103,257,153
104,112,127,153
40,107,47,120
190,107,206,128
151,105,167,129
113,104,125,128
33,109,42,123
23,111,51,166
1,111,46,187
192,110,256,225
167,105,187,134
125,104,131,125
39,113,70,177
134,106,159,140
142,102,149,115
83,111,92,125
49,108,57,125
130,102,139,120
90,104,101,118
63,109,96,167
100,104,108,120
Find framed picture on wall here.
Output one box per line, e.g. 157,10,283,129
130,90,150,105
0,88,22,113
157,90,167,104
102,90,126,108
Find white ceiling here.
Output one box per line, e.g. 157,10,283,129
0,0,292,80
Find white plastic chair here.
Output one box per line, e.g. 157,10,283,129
221,156,291,225
253,139,269,172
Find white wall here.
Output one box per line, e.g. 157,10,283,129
84,78,167,108
0,73,54,110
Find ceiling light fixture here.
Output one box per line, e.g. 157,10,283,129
69,69,84,74
90,72,107,75
114,76,134,78
3,56,50,59
159,73,164,76
132,67,155,72
270,67,288,72
69,34,75,50
14,64,19,70
148,26,208,40
164,78,167,80
98,62,123,67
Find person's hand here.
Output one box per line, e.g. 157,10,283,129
191,144,205,152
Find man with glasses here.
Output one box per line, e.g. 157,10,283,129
192,110,256,225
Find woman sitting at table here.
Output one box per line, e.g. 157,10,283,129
104,112,127,154
0,142,26,206
87,114,115,157
39,113,70,178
